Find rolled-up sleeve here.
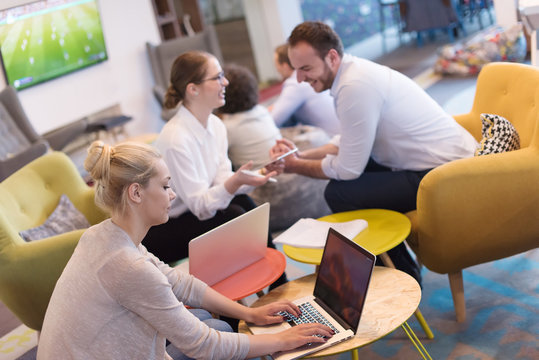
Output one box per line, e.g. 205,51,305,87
322,82,382,180
271,77,309,126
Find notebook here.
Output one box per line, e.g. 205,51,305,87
248,227,376,360
188,202,269,286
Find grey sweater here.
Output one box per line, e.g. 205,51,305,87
37,219,249,359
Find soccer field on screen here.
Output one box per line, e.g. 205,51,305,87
0,0,107,90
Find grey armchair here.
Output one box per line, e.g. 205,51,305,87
0,85,49,182
0,86,92,182
146,25,223,120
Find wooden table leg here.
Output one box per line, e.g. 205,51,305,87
380,252,434,339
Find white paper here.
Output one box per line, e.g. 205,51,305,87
273,218,368,248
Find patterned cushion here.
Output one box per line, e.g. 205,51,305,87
475,113,520,156
0,102,30,161
19,194,90,241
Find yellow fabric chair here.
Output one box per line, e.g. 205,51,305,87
0,151,108,330
406,62,539,322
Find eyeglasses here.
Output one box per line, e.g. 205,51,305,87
198,71,226,84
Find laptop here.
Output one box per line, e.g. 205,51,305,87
187,202,269,286
248,227,376,360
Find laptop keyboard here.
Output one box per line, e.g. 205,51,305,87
278,302,340,334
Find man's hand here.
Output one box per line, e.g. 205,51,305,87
262,158,285,176
270,139,302,173
270,139,297,158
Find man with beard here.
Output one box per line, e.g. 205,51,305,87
271,21,478,284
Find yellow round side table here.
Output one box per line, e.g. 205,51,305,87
282,208,434,340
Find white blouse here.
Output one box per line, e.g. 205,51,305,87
154,105,251,220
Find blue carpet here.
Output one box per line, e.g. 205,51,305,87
14,249,538,359
329,248,539,360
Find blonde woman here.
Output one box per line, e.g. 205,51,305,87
37,140,332,360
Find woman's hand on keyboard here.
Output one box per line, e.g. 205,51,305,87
247,301,301,325
246,322,333,358
277,323,334,350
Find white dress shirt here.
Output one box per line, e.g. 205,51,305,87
322,54,478,180
270,71,341,136
154,105,251,220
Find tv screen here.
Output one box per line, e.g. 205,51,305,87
0,0,108,90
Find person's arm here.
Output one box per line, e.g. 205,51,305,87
224,161,278,194
246,323,333,358
111,249,332,358
202,286,297,322
270,78,311,126
270,138,334,179
299,143,338,160
99,251,252,359
284,157,327,179
162,118,274,219
164,144,235,220
200,286,334,358
323,81,381,180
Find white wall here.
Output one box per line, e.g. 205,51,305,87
493,0,518,28
242,0,303,82
0,0,163,136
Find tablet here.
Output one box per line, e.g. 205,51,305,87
257,148,298,170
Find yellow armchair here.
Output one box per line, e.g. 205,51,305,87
406,62,539,322
0,151,108,330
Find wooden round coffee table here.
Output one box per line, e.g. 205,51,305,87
282,208,434,340
239,266,432,359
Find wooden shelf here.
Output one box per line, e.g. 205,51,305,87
150,0,181,40
150,0,205,40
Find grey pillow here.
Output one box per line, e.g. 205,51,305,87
19,194,91,242
0,102,30,161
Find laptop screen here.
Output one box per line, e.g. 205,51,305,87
313,227,376,332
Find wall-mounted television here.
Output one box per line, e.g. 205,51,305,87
0,0,108,90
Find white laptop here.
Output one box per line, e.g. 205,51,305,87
188,202,269,286
248,228,376,360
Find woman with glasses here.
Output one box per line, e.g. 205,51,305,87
143,51,288,291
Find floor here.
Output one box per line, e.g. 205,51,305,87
0,9,497,359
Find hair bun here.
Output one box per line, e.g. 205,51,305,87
164,85,182,109
84,140,111,182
